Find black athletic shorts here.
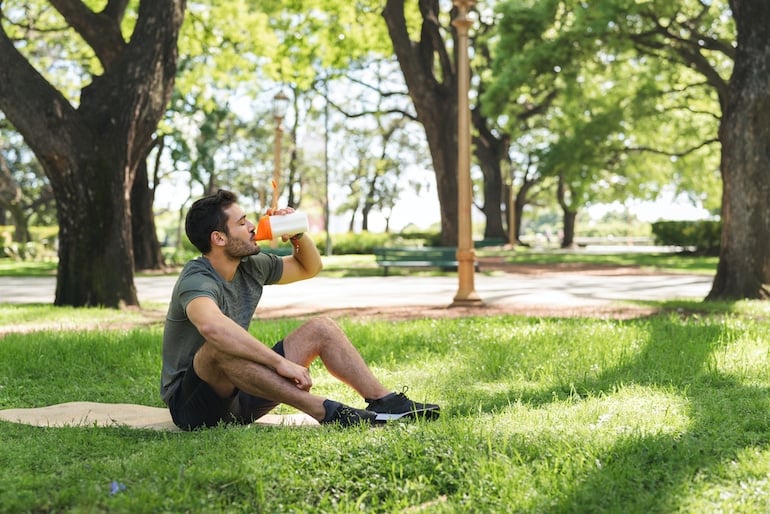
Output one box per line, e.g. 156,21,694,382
168,340,285,431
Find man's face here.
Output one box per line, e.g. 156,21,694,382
221,203,260,258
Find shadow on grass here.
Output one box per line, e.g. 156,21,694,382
451,313,770,512
547,319,770,512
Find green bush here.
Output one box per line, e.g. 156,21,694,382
1,226,59,261
651,220,721,255
330,231,391,254
396,229,443,246
329,229,446,254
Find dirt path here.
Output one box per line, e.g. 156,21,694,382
1,262,675,336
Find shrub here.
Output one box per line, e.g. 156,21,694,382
330,231,391,254
651,220,721,255
0,226,59,261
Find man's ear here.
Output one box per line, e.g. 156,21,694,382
211,231,227,247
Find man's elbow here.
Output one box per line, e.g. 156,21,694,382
299,255,323,277
196,321,226,343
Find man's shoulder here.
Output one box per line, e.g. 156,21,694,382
239,252,280,273
178,258,220,288
180,256,212,275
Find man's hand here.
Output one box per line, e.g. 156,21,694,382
274,359,313,391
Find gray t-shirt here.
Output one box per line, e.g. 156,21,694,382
160,253,283,404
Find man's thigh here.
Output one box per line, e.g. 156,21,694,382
170,340,288,429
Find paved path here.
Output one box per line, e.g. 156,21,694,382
0,272,714,313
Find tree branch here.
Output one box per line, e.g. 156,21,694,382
48,0,127,69
625,137,720,157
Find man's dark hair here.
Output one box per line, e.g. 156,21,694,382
185,190,238,253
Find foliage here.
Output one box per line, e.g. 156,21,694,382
2,306,770,512
328,231,391,255
651,220,722,255
0,225,58,261
328,229,447,255
483,0,732,217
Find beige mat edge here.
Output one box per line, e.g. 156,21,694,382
0,401,319,431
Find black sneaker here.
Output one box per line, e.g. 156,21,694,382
321,400,383,427
366,389,440,421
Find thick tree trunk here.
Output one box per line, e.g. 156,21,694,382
53,148,137,306
708,1,770,300
383,0,459,246
0,1,185,306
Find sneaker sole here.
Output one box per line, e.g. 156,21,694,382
374,408,440,421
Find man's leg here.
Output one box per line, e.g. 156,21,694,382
193,341,329,421
281,317,391,401
283,317,440,420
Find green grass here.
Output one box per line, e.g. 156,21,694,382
484,249,719,275
0,260,57,276
0,304,164,333
0,249,718,278
1,303,770,512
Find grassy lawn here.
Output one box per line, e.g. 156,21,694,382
481,248,719,275
0,249,718,278
1,301,769,512
0,260,58,277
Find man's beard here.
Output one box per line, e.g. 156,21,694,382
224,236,261,259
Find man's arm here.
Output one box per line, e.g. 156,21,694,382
276,232,323,284
186,296,312,389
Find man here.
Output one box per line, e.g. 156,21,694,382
161,190,440,430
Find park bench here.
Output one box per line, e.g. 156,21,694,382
373,246,479,276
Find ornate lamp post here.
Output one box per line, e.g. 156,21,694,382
452,0,482,306
271,90,290,212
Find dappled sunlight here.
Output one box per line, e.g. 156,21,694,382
484,385,691,442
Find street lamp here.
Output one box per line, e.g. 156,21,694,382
451,0,482,307
271,90,290,212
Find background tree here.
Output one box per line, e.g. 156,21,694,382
382,0,463,246
131,138,165,271
0,121,55,248
708,0,770,299
485,0,756,294
0,0,185,307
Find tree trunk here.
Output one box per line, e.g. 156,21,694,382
513,184,530,245
7,205,30,245
561,210,577,249
708,1,770,300
0,1,185,307
382,0,459,246
132,158,165,271
557,174,578,248
53,148,137,306
0,151,30,244
472,106,507,241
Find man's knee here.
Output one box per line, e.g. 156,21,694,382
193,343,233,389
306,316,340,335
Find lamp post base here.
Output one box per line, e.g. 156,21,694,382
450,293,484,308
